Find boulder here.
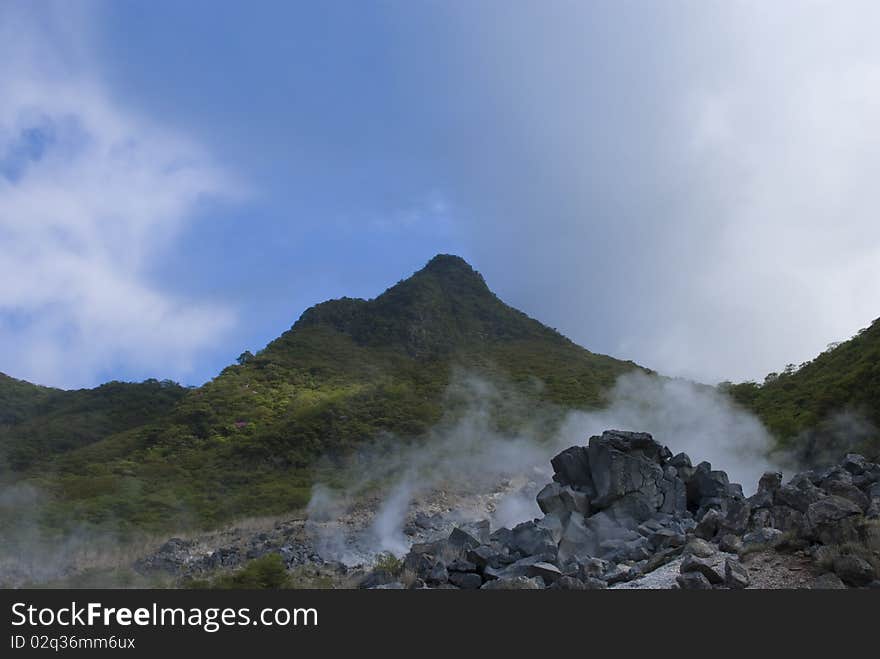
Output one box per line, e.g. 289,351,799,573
480,576,544,590
448,571,483,589
806,496,864,545
466,545,506,570
695,508,724,540
510,520,557,557
742,527,784,550
448,527,482,551
842,454,868,475
588,433,666,516
684,537,717,558
681,554,725,584
775,479,825,513
536,483,568,517
551,446,594,492
832,554,876,587
724,558,750,589
821,480,869,511
676,571,713,590
718,534,744,554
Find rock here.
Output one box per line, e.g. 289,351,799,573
768,505,810,539
718,534,743,554
537,513,565,544
480,576,544,590
670,452,692,470
684,537,717,558
559,486,591,516
551,446,594,492
721,498,751,536
448,571,483,589
687,462,731,509
809,573,847,590
806,496,864,545
822,480,869,511
484,554,557,581
447,558,477,573
676,571,713,590
557,513,599,563
775,476,826,513
359,570,396,589
742,527,784,550
724,558,750,589
510,520,557,557
648,528,686,551
448,527,482,551
681,554,725,584
573,556,614,582
588,431,666,518
466,545,505,570
695,508,723,540
426,562,449,585
526,561,563,584
832,554,876,587
536,483,568,517
842,454,868,475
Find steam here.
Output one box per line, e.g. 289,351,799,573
305,369,780,562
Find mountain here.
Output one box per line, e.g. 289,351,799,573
0,375,187,472
1,254,642,538
727,317,880,463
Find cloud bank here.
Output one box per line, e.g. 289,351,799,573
0,2,240,387
392,1,880,383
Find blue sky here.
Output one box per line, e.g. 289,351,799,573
3,1,880,388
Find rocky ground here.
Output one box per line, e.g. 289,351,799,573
116,429,880,589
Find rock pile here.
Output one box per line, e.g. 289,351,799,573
377,430,880,589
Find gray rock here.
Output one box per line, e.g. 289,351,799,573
557,512,598,563
559,486,591,516
695,508,723,540
588,436,665,516
724,558,750,589
447,558,477,573
832,554,876,587
681,554,725,584
466,545,503,569
742,527,784,550
448,527,482,551
684,537,717,558
806,496,864,545
510,520,557,557
822,480,869,511
676,571,713,590
448,571,483,589
774,483,825,514
842,454,868,475
526,561,563,584
536,482,568,517
480,576,544,590
718,534,744,554
551,446,594,492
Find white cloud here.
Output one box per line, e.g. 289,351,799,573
415,1,880,383
0,3,241,387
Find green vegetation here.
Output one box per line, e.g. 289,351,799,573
185,554,291,589
1,255,641,545
726,317,880,462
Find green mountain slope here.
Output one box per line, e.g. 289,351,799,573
0,377,187,473
2,255,642,538
727,317,880,462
